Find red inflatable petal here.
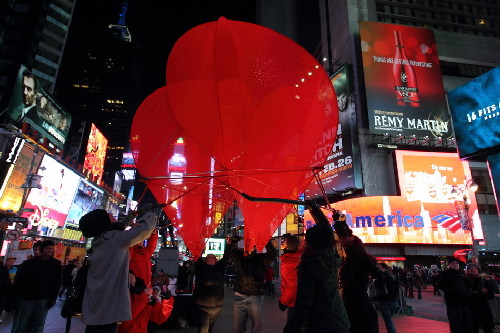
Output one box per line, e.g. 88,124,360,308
131,87,234,259
166,18,338,251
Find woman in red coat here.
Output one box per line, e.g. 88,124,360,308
118,230,174,333
279,235,301,320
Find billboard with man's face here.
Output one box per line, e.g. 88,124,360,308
305,66,362,198
359,22,451,140
6,65,72,149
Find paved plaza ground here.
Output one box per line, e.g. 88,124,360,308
0,287,499,332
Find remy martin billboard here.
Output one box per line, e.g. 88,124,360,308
6,65,72,149
447,67,500,159
359,22,451,140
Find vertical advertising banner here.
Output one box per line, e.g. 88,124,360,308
447,67,500,159
22,155,80,235
359,22,451,139
83,124,108,184
305,66,361,197
6,65,72,149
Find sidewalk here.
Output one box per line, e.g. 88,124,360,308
0,287,486,332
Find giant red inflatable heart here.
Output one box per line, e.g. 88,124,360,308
165,18,338,250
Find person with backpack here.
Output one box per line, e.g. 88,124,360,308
374,263,399,333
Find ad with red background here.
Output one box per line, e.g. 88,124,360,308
304,151,481,245
83,124,108,184
360,21,451,139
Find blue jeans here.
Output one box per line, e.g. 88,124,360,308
11,299,49,333
233,295,263,333
377,300,397,333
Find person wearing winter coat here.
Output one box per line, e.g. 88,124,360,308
466,264,494,333
439,259,473,333
283,208,349,333
193,251,227,333
337,225,379,333
228,236,276,333
79,207,158,333
11,240,61,332
278,235,301,322
374,263,399,333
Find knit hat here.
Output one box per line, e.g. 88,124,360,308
305,223,334,248
79,209,111,237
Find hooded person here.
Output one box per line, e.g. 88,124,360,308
80,206,158,333
283,214,350,333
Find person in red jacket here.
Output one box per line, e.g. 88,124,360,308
279,235,302,321
117,229,174,333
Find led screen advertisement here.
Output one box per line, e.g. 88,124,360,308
305,66,361,197
65,179,104,228
83,124,108,184
304,151,481,244
359,22,451,140
6,65,72,149
23,155,80,235
447,67,500,159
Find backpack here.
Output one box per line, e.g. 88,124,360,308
386,275,399,299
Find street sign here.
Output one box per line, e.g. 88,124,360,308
6,230,21,241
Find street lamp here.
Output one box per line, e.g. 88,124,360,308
451,179,479,262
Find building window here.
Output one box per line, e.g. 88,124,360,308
472,170,498,215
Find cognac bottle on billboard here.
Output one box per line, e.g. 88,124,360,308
393,30,419,106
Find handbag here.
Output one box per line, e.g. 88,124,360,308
61,263,88,318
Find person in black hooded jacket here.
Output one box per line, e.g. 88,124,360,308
337,219,379,333
283,206,350,333
193,251,227,333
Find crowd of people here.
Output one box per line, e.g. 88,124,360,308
0,205,499,333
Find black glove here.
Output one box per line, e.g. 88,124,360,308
278,301,287,311
47,299,56,309
334,219,353,239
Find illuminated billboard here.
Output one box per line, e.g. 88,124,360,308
83,124,108,184
6,65,72,149
306,66,362,197
65,179,104,228
359,22,451,140
448,67,500,159
23,155,80,234
304,151,481,244
204,238,225,256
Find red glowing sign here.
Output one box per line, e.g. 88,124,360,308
83,124,108,184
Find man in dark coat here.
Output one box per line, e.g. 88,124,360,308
439,259,473,333
11,240,61,332
283,213,349,333
338,228,379,333
228,236,276,333
193,252,227,333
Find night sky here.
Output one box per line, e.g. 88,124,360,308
58,0,258,98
